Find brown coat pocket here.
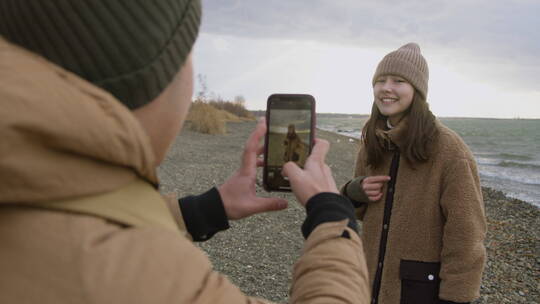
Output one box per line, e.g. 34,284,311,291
400,260,441,304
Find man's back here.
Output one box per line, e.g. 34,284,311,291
0,36,370,303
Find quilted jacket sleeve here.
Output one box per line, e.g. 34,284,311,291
87,220,369,304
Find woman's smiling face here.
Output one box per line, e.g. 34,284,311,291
373,75,415,125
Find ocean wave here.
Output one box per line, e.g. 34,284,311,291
480,177,540,206
476,157,540,170
498,161,540,170
496,153,534,161
475,157,500,166
479,170,540,186
335,130,361,139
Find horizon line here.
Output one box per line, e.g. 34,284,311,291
247,110,540,120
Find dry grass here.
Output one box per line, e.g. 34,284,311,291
208,100,255,120
216,109,243,122
186,100,256,134
186,101,227,134
218,109,256,122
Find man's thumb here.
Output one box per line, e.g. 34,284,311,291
254,198,288,214
282,161,301,179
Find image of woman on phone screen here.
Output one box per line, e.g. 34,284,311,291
341,43,486,304
283,124,307,165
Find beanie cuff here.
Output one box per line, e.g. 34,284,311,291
372,57,428,99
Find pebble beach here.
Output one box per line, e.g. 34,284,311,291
159,121,539,304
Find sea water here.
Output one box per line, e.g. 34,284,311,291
317,115,540,207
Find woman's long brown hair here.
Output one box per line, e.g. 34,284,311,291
361,91,438,168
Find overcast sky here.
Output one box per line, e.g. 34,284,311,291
193,0,540,118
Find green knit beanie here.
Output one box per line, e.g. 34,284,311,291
0,0,201,109
372,43,429,99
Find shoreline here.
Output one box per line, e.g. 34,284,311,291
317,127,539,208
159,121,539,303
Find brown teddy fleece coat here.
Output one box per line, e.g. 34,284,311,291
342,118,486,304
0,37,370,304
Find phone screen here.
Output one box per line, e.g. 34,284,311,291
264,94,315,191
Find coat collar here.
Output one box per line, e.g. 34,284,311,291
0,37,158,204
375,116,409,151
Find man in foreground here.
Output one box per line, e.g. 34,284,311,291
0,0,369,302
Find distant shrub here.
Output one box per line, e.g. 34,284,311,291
195,74,255,120
188,80,255,134
208,95,255,120
186,101,226,135
215,108,244,122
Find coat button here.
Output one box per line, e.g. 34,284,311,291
428,274,434,281
383,224,388,230
378,262,382,268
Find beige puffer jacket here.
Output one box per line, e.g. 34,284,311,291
0,37,370,304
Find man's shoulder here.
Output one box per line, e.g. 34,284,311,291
0,207,209,301
67,213,215,302
77,216,245,303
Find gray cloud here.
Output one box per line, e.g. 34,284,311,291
201,1,537,52
200,0,539,90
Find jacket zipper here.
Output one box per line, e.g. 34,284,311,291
370,151,400,304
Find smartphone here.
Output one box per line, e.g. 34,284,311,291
263,94,316,192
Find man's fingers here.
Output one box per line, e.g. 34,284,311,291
252,197,288,214
307,139,330,163
257,144,264,156
241,119,266,174
322,164,338,193
282,161,301,179
323,163,333,183
247,119,266,150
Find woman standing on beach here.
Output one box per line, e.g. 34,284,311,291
283,124,307,165
341,43,487,304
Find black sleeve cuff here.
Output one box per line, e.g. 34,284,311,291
342,180,366,208
301,192,358,239
343,177,369,207
179,187,230,242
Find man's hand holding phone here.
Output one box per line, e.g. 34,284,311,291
282,139,339,206
263,94,315,191
218,118,288,220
